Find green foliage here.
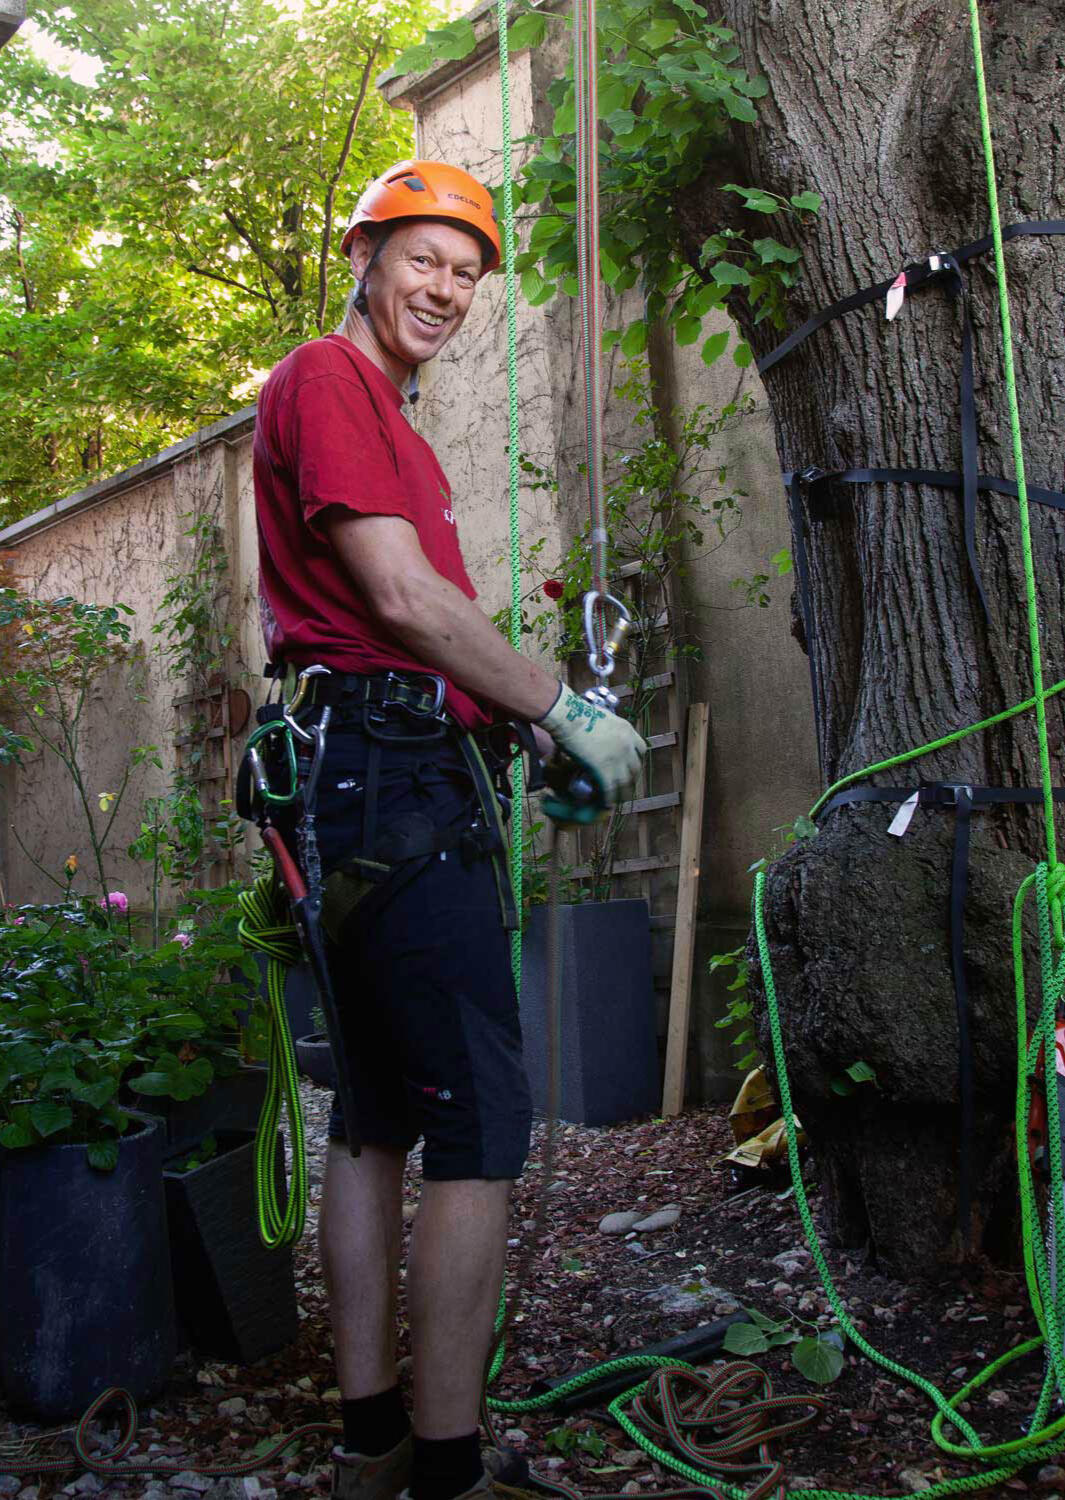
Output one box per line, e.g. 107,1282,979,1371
392,2,820,356
0,0,439,521
710,945,758,1073
829,1058,879,1097
0,588,153,901
544,1425,606,1459
153,509,232,687
724,1307,846,1385
711,816,819,1071
165,1132,219,1175
0,888,255,1163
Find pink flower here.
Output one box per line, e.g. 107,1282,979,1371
172,931,193,950
99,891,129,914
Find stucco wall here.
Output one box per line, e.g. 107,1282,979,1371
0,412,257,912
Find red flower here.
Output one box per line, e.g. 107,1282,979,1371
542,579,564,601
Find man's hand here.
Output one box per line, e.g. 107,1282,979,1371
538,683,647,805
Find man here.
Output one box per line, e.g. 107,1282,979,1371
252,160,646,1500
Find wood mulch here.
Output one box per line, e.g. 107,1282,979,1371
2,1085,1063,1499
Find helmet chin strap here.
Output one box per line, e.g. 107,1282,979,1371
351,254,420,405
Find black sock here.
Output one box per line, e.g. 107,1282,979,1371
341,1385,411,1457
411,1431,483,1500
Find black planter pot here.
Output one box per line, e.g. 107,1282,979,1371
0,1113,177,1420
163,1129,298,1365
140,1062,269,1156
519,899,659,1125
295,1032,337,1090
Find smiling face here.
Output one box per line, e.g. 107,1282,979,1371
347,219,484,385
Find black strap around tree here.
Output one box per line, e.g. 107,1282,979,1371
818,783,1065,1244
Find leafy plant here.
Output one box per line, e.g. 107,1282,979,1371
544,1425,606,1459
710,946,758,1073
393,3,820,362
0,589,160,907
0,0,438,520
166,1132,219,1175
0,886,256,1165
829,1059,879,1098
724,1306,845,1385
712,816,820,1072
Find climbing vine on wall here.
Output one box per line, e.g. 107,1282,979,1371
393,1,820,365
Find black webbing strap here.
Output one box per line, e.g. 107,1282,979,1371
818,782,1065,1244
784,467,1065,763
758,220,1065,378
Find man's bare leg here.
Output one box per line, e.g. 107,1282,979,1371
319,1140,407,1398
407,1178,512,1439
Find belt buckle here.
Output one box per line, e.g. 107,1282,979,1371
388,671,446,719
937,782,974,807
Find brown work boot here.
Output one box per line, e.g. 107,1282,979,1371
331,1433,414,1500
332,1440,529,1500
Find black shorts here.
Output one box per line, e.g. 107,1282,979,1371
308,717,532,1181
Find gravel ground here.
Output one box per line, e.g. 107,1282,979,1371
2,1084,1064,1499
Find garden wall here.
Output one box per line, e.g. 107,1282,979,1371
0,6,820,1100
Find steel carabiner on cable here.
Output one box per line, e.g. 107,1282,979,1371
583,590,633,709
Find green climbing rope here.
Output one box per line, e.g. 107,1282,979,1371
967,0,1061,945
495,0,525,987
237,873,307,1249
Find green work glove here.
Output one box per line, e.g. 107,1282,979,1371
537,682,647,806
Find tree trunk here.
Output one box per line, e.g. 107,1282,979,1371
684,1,1065,1273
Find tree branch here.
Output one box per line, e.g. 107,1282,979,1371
222,206,287,284
316,36,381,333
11,210,35,313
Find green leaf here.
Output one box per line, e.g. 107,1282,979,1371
561,1256,583,1271
790,190,823,212
552,95,576,136
792,1336,845,1385
722,92,758,124
30,1099,74,1137
733,341,754,367
701,330,729,365
722,184,780,214
752,237,802,266
424,18,477,61
605,108,636,138
127,1069,175,1097
620,321,647,357
597,74,632,117
0,1122,34,1149
710,261,751,287
599,245,622,286
674,314,701,346
391,42,434,74
642,19,677,49
845,1060,877,1086
87,1139,118,1171
521,267,553,307
507,12,548,51
722,1322,769,1356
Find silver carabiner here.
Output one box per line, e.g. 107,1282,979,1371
283,664,331,743
583,590,633,684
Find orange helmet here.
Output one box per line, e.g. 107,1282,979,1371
340,159,501,273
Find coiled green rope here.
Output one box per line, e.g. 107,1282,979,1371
237,873,307,1248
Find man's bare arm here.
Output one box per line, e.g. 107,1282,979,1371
321,510,559,721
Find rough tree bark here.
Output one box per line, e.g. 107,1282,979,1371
680,2,1065,1274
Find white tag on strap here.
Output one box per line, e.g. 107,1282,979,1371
887,790,919,837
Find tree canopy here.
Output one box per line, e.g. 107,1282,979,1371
0,0,437,522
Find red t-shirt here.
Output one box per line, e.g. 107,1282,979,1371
253,334,490,731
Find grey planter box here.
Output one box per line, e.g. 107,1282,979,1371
163,1129,298,1365
519,899,659,1125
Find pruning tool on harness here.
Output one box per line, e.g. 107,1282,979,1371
240,665,362,1157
